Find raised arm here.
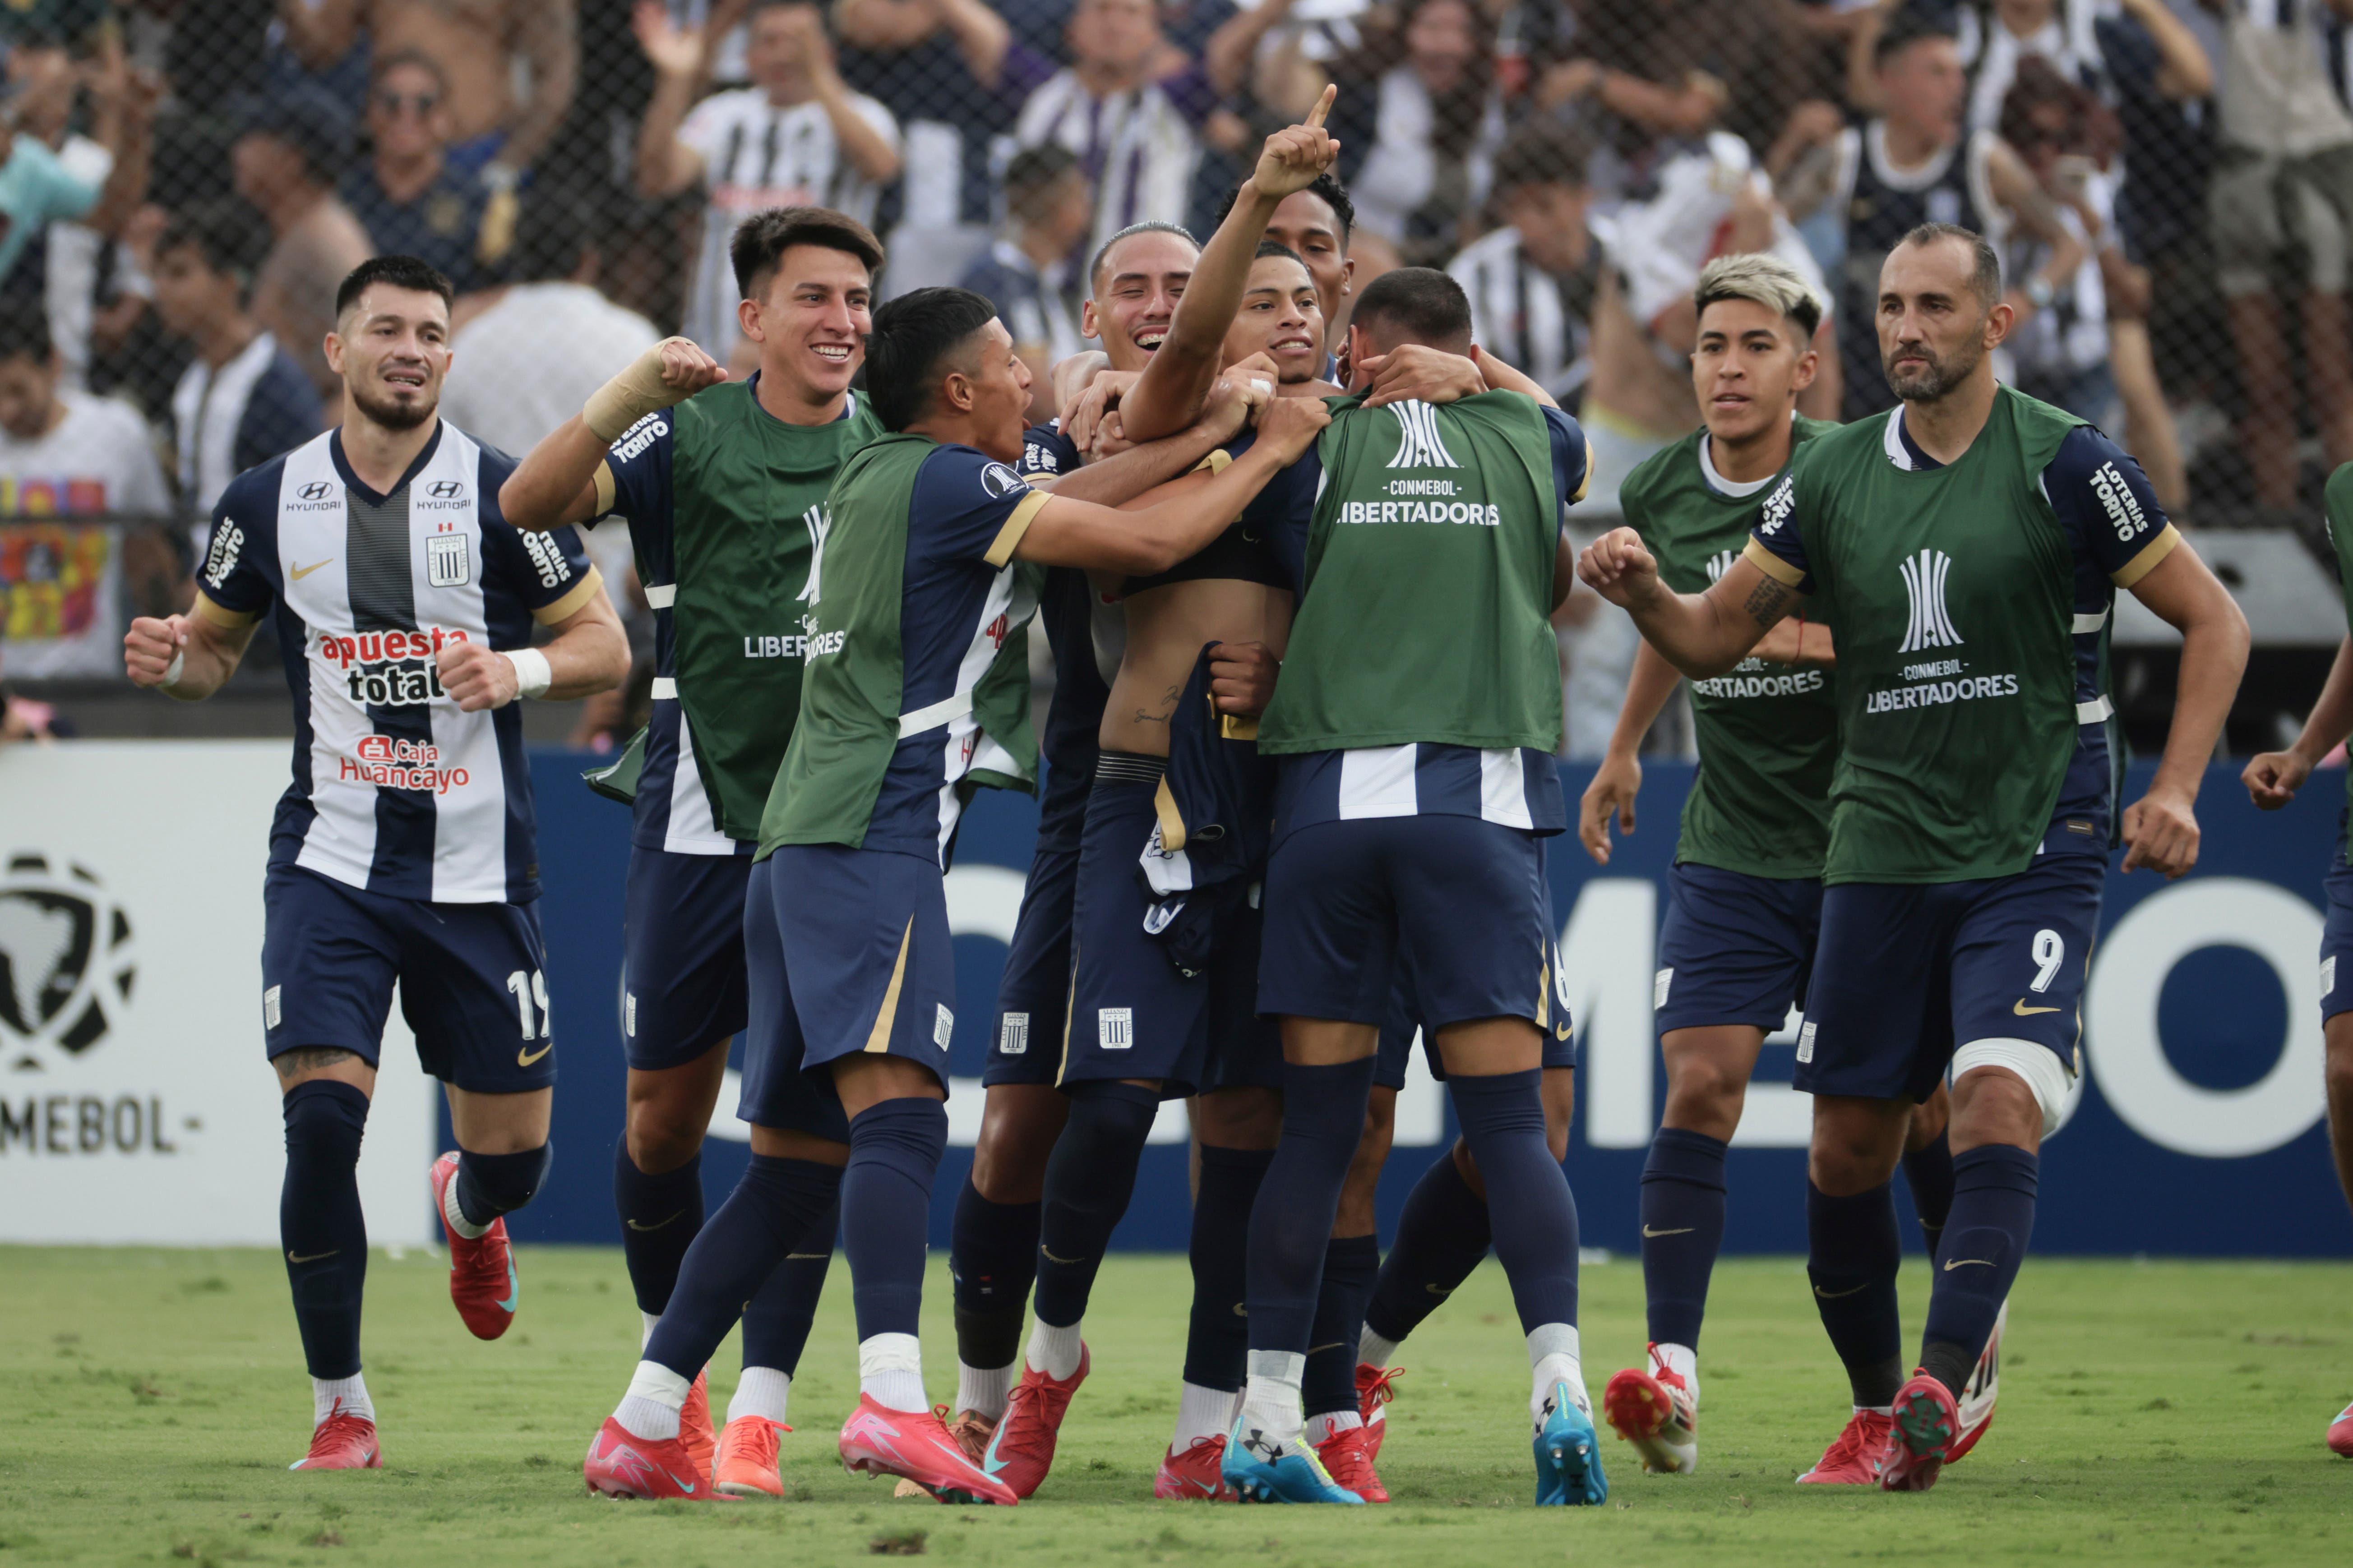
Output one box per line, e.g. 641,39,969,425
502,0,581,173
1037,373,1263,505
437,589,631,710
500,337,728,528
1987,140,2087,319
2116,540,2250,876
1119,88,1339,443
633,0,711,199
790,8,901,183
1577,527,1791,678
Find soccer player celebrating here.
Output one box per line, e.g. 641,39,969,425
1228,265,1597,1506
122,256,627,1471
2238,464,2353,1460
579,285,1329,1504
1580,223,2248,1492
499,206,887,1498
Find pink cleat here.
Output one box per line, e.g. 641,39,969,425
838,1395,1017,1505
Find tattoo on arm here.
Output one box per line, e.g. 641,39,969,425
1743,576,1794,627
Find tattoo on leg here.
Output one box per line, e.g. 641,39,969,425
275,1047,362,1084
1743,577,1793,626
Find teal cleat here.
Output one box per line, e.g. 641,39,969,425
1533,1382,1608,1506
1220,1420,1365,1504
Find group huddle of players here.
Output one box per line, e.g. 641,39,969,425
131,80,2353,1509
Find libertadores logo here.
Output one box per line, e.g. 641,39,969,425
1896,547,1963,655
1385,400,1460,469
0,853,135,1068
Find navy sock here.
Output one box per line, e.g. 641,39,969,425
1362,1147,1492,1345
613,1142,706,1315
1903,1128,1956,1262
1448,1069,1579,1333
742,1208,836,1375
1032,1081,1161,1327
281,1080,371,1380
950,1175,1039,1370
841,1098,949,1342
1247,1056,1376,1355
455,1143,550,1225
645,1154,840,1380
1806,1181,1905,1409
1640,1127,1729,1349
1183,1144,1272,1390
1303,1235,1381,1418
1920,1145,2038,1395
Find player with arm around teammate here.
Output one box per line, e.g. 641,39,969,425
1580,222,2247,1492
123,255,627,1471
2239,461,2353,1461
579,286,1329,1505
499,206,889,1498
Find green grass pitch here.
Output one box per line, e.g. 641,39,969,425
2,1246,2348,1565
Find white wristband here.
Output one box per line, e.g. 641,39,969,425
161,650,186,689
505,647,552,700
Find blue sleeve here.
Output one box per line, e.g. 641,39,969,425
601,411,676,540
2043,424,2176,583
234,358,325,474
1239,444,1321,595
1540,404,1588,532
1747,464,1815,594
478,448,598,617
910,444,1050,566
1017,422,1082,480
196,467,282,617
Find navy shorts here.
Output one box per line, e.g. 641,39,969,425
2321,818,2353,1024
620,846,750,1071
1653,862,1823,1037
260,862,555,1094
737,844,957,1136
985,826,1080,1088
1794,854,2104,1104
1059,771,1279,1097
1372,917,1576,1085
1259,815,1551,1032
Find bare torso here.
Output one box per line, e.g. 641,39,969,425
1101,576,1293,756
371,0,518,143
1585,272,1696,440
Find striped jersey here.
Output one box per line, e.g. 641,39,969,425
1013,65,1214,268
1447,222,1605,406
194,422,601,903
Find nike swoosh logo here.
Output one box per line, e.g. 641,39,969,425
2013,1000,2061,1016
1423,1283,1452,1297
1555,1023,1572,1040
1943,1258,1995,1271
1643,1226,1694,1238
287,1249,338,1264
290,559,333,580
495,1260,519,1313
1308,1342,1345,1355
518,1042,552,1066
1231,1301,1248,1316
1040,1246,1084,1265
1813,1282,1869,1299
663,1469,698,1493
786,1253,829,1260
625,1210,686,1232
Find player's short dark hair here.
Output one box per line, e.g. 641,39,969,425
731,205,885,301
157,199,269,303
1212,171,1354,246
1874,9,1957,69
1898,221,2004,310
865,286,996,432
1255,239,1308,267
334,254,455,323
1491,121,1591,198
0,298,54,367
1350,267,1472,354
1004,144,1082,226
1088,220,1198,294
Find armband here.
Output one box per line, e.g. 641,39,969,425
506,647,553,700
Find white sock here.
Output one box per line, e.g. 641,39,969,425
1358,1326,1401,1367
957,1360,1013,1421
1652,1341,1698,1398
440,1168,488,1240
1171,1381,1236,1450
1528,1323,1587,1424
314,1373,373,1425
1302,1408,1363,1448
615,1360,690,1441
640,1311,661,1351
1025,1318,1083,1380
1858,1403,1894,1416
728,1366,792,1426
1239,1350,1306,1453
859,1332,928,1414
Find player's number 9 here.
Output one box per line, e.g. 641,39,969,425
2029,929,2064,995
506,968,552,1039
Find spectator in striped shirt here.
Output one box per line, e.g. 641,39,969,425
958,144,1095,420
1447,122,1604,410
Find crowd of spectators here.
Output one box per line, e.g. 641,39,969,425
0,0,2336,745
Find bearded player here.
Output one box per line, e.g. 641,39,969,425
1581,222,2246,1491
502,207,888,1498
123,256,626,1470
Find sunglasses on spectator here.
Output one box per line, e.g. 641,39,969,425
374,90,440,116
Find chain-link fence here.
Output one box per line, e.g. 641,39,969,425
0,0,2338,750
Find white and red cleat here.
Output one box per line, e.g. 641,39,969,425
714,1416,788,1499
2328,1401,2353,1459
289,1400,381,1471
1355,1364,1403,1463
680,1369,717,1482
1795,1409,1891,1485
1154,1434,1233,1499
429,1153,516,1341
839,1395,1017,1505
978,1345,1088,1499
1603,1349,1698,1475
1879,1371,1960,1492
1314,1425,1388,1502
583,1416,718,1500
1946,1301,2006,1465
